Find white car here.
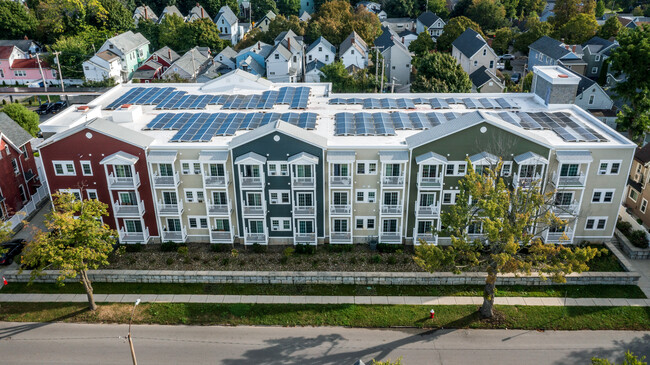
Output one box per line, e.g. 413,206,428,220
496,62,505,70
500,54,515,61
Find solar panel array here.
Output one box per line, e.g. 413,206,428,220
498,111,608,143
106,86,311,110
144,112,318,142
334,112,465,136
329,97,518,110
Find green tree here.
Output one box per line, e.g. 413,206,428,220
513,17,553,53
307,1,382,45
592,351,648,365
189,18,226,52
158,13,194,52
136,18,160,50
47,26,114,79
385,0,414,17
595,0,605,17
250,0,278,20
501,0,520,18
451,0,473,17
99,0,134,31
409,32,436,57
492,27,514,54
466,0,508,31
320,61,382,92
632,5,643,16
609,27,650,141
414,161,601,318
597,16,623,39
411,52,472,92
1,104,39,137
521,71,533,91
21,192,117,311
202,0,239,19
516,0,545,17
277,0,300,15
555,13,599,44
413,0,449,18
0,0,38,39
552,0,580,25
35,0,109,41
582,0,596,16
436,16,485,51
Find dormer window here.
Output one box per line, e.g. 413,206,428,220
351,49,355,54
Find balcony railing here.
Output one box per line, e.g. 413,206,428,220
544,228,574,243
207,200,232,216
415,201,440,217
379,232,401,243
245,228,268,245
113,200,145,218
382,174,405,187
553,172,586,187
161,227,187,243
512,172,542,189
152,171,179,188
294,232,316,244
240,175,264,189
551,202,580,216
293,205,316,216
330,176,352,187
292,176,315,188
242,201,265,216
381,204,403,215
118,226,150,243
204,172,229,188
330,231,352,244
418,176,442,189
157,199,183,215
330,204,351,215
210,230,233,243
412,228,437,244
108,172,140,189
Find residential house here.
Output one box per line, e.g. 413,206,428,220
158,5,184,23
558,66,613,110
255,11,276,32
94,31,151,81
0,112,39,221
625,144,650,227
38,66,635,246
382,18,416,35
305,60,325,82
0,45,57,86
196,60,222,82
306,36,336,65
528,36,587,75
582,36,618,79
469,66,505,93
300,0,314,16
266,30,305,83
356,1,381,14
415,11,445,39
214,46,238,73
299,11,311,22
82,50,122,83
187,4,212,22
133,46,181,83
397,30,417,48
378,10,387,20
539,1,554,22
215,6,242,45
161,47,211,81
374,27,412,89
236,41,272,76
0,39,41,55
452,28,498,76
339,32,368,70
133,5,158,24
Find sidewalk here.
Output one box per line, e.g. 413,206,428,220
630,258,650,298
1,293,649,306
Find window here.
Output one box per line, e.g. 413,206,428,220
595,55,601,62
634,163,643,182
275,53,279,59
642,199,648,214
489,60,494,68
555,192,573,206
355,216,375,229
592,189,615,203
318,46,322,52
21,146,28,159
271,217,291,231
87,189,98,200
181,162,190,174
333,219,348,232
18,185,27,202
180,161,201,174
184,189,204,203
589,94,595,105
188,217,208,229
308,55,312,61
483,49,487,56
267,162,289,176
269,190,290,204
53,161,75,176
473,60,478,66
4,145,9,156
356,161,377,175
59,189,81,200
351,49,355,54
11,159,19,175
13,70,26,77
355,189,376,203
629,189,639,202
585,217,607,230
442,190,459,205
501,162,512,177
80,161,93,176
592,67,598,74
444,162,467,176
598,160,621,175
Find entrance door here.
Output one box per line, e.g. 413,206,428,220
162,191,177,205
298,220,314,233
248,220,264,233
119,192,136,205
166,218,181,232
419,193,436,206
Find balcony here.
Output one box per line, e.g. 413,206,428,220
330,204,352,215
242,201,265,216
292,176,316,189
553,172,586,188
240,175,264,189
512,173,542,189
161,227,187,243
379,232,402,243
108,172,140,189
294,232,317,244
204,173,229,188
118,226,150,243
210,230,233,243
381,204,403,215
157,199,183,215
330,176,352,188
544,228,574,243
330,231,352,244
294,205,316,216
415,201,440,217
413,229,437,245
552,202,580,216
207,201,232,216
113,200,145,218
418,177,442,189
152,171,180,188
245,230,268,245
382,175,405,187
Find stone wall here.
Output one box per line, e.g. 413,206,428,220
615,229,650,260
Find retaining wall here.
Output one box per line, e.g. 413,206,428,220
615,229,650,260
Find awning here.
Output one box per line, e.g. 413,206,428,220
198,150,229,163
288,152,319,165
148,150,178,163
234,151,267,164
469,151,499,165
415,151,448,165
555,150,593,163
379,150,409,162
327,150,355,163
514,151,548,165
100,151,138,165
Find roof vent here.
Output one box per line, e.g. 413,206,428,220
77,105,90,112
558,74,568,78
121,104,133,109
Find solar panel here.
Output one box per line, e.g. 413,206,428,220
409,113,430,129
496,98,519,109
290,87,310,109
335,113,354,135
356,113,374,135
392,112,413,129
106,87,144,109
430,98,449,109
155,91,187,109
169,113,192,129
427,113,445,126
131,88,158,104
463,98,481,109
145,113,168,129
348,98,364,104
277,87,295,104
446,97,463,104
298,113,317,129
373,113,395,135
363,98,381,109
498,112,521,127
150,87,175,105
380,98,398,109
413,98,430,105
517,112,543,129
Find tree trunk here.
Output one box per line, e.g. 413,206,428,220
480,270,497,318
80,270,97,311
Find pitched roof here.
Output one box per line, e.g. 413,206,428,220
583,36,617,54
170,47,211,75
469,66,492,88
306,60,325,73
106,31,150,54
133,5,158,21
417,11,441,28
528,36,572,60
275,30,303,47
95,50,120,62
269,43,292,61
635,143,650,164
452,28,487,58
0,40,36,53
39,117,154,150
152,46,180,64
159,5,184,21
340,32,368,56
374,27,410,53
306,36,336,54
299,11,311,21
238,41,273,58
11,58,49,69
257,10,276,23
0,45,16,59
0,112,33,148
216,5,238,24
218,46,238,60
132,68,157,79
188,4,211,20
230,120,327,149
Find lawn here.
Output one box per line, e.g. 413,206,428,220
0,302,648,330
2,282,645,298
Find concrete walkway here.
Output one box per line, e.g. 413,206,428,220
630,259,650,298
1,293,649,306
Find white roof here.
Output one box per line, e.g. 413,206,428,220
415,151,448,164
555,150,593,163
288,152,319,164
100,151,138,165
514,151,548,165
198,150,229,162
469,151,499,165
148,150,178,163
327,150,356,162
379,150,409,162
235,151,266,164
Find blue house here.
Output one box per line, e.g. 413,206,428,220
235,41,272,76
528,36,587,75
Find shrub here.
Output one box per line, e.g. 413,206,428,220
280,256,289,265
221,257,230,266
166,257,174,265
125,243,143,253
231,249,239,258
377,243,403,253
295,243,316,255
370,254,382,264
616,220,633,236
177,246,188,256
629,230,649,249
252,243,267,253
349,256,358,264
161,241,179,252
211,244,230,252
128,257,136,265
637,218,643,225
115,245,127,255
387,256,397,265
283,246,295,257
324,244,353,253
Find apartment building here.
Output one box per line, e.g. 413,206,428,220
37,67,635,246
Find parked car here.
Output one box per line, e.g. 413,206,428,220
500,54,515,61
510,73,521,83
496,62,505,70
50,100,68,114
0,239,26,265
36,102,55,115
28,81,44,88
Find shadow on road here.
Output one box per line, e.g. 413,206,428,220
0,307,88,340
554,334,650,365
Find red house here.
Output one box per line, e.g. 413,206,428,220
132,46,180,83
38,114,159,243
0,112,39,220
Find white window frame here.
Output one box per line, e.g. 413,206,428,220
642,198,648,214
445,162,467,176
80,160,93,176
180,160,201,175
188,216,208,229
267,161,289,176
592,189,615,203
59,188,82,200
269,189,291,204
184,189,205,203
354,216,376,230
270,217,292,231
11,158,19,175
629,189,639,202
53,160,76,176
501,161,512,177
87,189,98,200
585,216,608,230
356,160,378,175
355,189,377,203
442,190,459,205
597,160,622,175
591,66,598,74
595,55,601,62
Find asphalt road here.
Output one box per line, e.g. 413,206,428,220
0,322,648,364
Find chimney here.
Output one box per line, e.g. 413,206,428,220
144,6,148,19
201,6,204,18
168,48,171,60
572,45,576,52
257,42,260,50
287,38,291,52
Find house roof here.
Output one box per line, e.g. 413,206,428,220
216,5,238,24
96,50,120,62
199,69,273,92
11,57,49,69
0,45,16,59
307,36,336,54
218,46,238,61
40,117,154,150
152,46,180,64
188,4,211,20
269,43,292,61
168,47,211,75
452,28,487,58
528,36,572,60
230,120,327,149
240,54,265,75
417,11,441,28
257,10,276,24
340,32,368,54
238,41,273,58
159,5,184,21
0,40,36,53
306,60,325,73
0,112,33,148
635,144,650,164
583,36,617,55
299,11,311,21
275,30,304,48
398,30,416,37
469,66,493,88
132,68,157,79
107,31,150,54
133,5,158,21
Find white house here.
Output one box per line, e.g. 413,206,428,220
255,11,276,32
339,32,368,70
306,36,336,65
374,28,412,89
215,46,237,72
215,6,241,45
451,28,498,76
416,11,445,38
305,60,325,82
82,50,122,83
96,31,151,80
266,30,304,83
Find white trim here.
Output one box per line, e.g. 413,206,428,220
585,216,608,230
80,160,93,176
354,216,376,230
188,216,209,229
269,189,291,204
597,160,622,175
628,188,639,203
641,198,648,214
591,188,615,203
52,160,76,176
356,160,378,175
270,217,292,231
355,189,377,203
87,189,98,200
442,190,459,205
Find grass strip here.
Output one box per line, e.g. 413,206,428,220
1,282,646,299
0,302,649,330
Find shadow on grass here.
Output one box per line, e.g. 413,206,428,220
0,303,89,340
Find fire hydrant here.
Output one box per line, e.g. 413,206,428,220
430,309,435,319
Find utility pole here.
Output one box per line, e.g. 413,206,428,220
380,58,385,93
54,51,65,93
371,45,383,92
35,53,50,103
128,299,141,365
191,49,197,82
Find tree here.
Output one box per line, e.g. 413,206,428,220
307,1,382,45
516,0,545,17
277,0,300,15
582,0,596,16
555,13,599,44
47,26,114,79
466,0,507,31
158,13,194,52
189,18,226,52
436,16,485,51
0,220,12,244
21,192,116,311
451,0,473,17
501,0,519,19
609,27,650,142
99,0,134,32
413,0,449,18
320,61,382,92
513,17,553,53
553,0,580,25
492,27,514,54
1,104,40,137
385,0,414,17
414,161,601,318
250,0,278,19
136,18,160,50
521,71,533,91
592,352,648,365
409,32,436,57
0,0,38,39
597,16,623,39
411,52,472,92
35,0,109,42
